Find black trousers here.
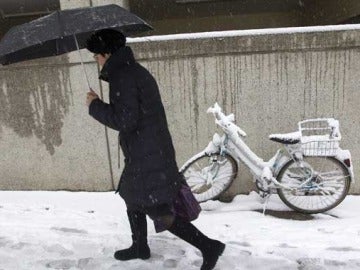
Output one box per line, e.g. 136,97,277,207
126,203,176,232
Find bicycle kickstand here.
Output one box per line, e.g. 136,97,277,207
261,192,272,215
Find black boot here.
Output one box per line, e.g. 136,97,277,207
168,216,225,270
114,211,151,261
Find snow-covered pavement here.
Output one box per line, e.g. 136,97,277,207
1,191,360,270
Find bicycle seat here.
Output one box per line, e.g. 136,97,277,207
269,131,301,145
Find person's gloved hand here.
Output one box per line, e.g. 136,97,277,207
86,89,99,107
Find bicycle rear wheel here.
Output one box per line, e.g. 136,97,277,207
277,156,351,214
180,152,238,202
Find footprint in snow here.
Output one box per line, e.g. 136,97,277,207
44,244,74,256
297,257,326,270
227,241,251,247
150,238,186,257
192,259,202,267
148,253,165,261
326,246,360,252
317,228,333,234
324,259,347,267
164,248,186,257
224,244,251,256
101,246,115,255
77,257,94,269
163,259,178,268
348,259,360,267
45,259,77,269
10,242,31,250
278,243,297,249
0,237,12,248
195,250,202,257
50,227,88,234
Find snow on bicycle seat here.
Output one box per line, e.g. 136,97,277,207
269,131,301,145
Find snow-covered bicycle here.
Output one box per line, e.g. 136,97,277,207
180,103,354,214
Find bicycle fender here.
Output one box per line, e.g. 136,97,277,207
335,149,354,182
178,141,220,173
272,155,292,178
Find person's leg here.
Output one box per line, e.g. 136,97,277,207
114,207,150,261
146,204,175,233
167,216,225,270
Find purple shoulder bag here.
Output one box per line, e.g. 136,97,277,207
173,175,202,222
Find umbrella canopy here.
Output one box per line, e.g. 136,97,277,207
0,4,152,65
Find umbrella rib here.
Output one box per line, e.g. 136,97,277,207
74,34,91,90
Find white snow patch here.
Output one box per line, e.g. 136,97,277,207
0,191,360,269
128,24,360,43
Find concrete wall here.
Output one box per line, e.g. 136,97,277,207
1,25,359,196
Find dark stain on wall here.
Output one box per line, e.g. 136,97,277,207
0,66,72,155
190,58,199,149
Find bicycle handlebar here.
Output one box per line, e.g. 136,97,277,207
207,103,247,137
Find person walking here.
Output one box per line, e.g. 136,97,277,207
85,29,225,270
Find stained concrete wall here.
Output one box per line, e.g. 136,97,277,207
0,25,359,196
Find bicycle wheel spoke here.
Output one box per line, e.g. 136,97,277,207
194,161,203,171
319,170,343,176
211,173,237,182
321,175,349,182
187,178,205,185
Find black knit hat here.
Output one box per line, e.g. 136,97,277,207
86,29,126,55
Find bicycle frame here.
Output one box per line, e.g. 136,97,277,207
201,130,288,189
221,133,273,179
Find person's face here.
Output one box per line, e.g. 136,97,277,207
93,53,110,67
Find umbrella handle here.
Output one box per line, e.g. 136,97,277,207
73,34,91,90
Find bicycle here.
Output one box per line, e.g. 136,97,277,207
179,103,354,214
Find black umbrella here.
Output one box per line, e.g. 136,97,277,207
0,4,152,88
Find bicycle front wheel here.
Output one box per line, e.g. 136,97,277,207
277,156,351,214
180,152,238,202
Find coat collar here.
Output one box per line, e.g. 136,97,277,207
99,46,136,82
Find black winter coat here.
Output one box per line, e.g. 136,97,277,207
89,46,182,207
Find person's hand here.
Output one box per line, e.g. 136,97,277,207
86,89,99,107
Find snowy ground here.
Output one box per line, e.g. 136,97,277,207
1,191,360,270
